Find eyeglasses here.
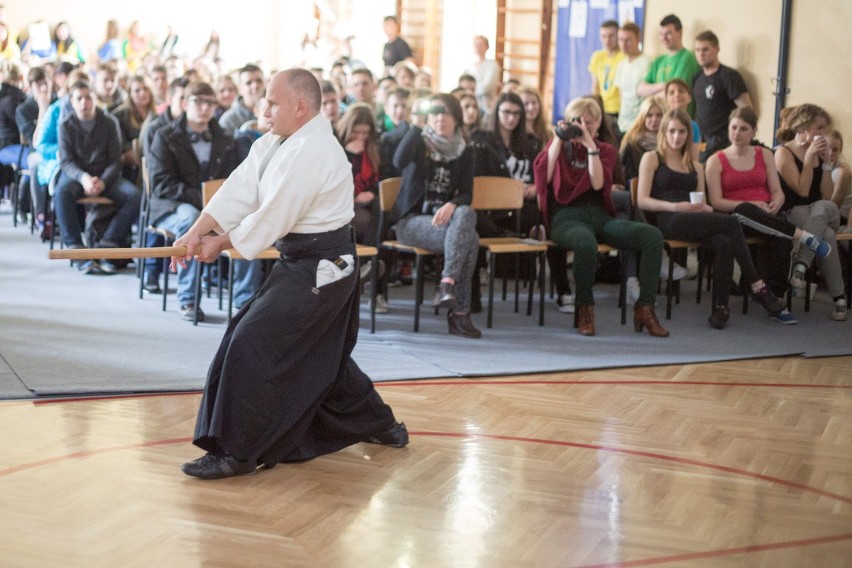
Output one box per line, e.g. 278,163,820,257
498,109,522,117
188,96,217,108
427,105,449,115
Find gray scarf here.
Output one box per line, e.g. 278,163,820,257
422,125,466,161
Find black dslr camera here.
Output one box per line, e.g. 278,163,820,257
555,119,583,142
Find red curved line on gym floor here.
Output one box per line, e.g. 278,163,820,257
574,533,852,568
27,380,852,405
376,380,852,388
0,431,849,565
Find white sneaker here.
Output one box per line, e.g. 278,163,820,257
659,252,690,281
374,294,390,314
832,299,848,321
557,294,575,314
626,276,640,305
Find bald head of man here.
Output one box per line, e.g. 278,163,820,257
264,68,322,137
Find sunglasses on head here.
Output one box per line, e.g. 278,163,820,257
427,105,448,115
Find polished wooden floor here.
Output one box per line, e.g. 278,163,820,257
1,356,851,568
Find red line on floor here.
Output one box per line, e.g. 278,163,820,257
0,437,193,478
574,532,852,567
1,431,849,563
413,431,852,505
377,380,852,389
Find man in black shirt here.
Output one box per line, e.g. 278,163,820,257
692,30,751,161
382,16,413,75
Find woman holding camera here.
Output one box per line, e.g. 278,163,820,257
392,93,482,338
637,109,792,329
533,96,668,337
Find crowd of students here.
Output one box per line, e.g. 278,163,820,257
0,12,849,335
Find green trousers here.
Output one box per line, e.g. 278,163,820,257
551,203,664,307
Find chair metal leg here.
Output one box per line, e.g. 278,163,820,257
193,261,203,325
369,254,377,334
162,257,170,311
538,251,546,326
414,256,423,332
487,252,495,329
666,253,675,320
227,258,235,322
218,257,225,311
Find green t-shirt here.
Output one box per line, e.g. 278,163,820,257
645,48,701,115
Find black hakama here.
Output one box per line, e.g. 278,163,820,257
191,226,396,467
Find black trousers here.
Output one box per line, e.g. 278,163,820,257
192,226,397,466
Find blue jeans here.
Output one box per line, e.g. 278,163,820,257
54,172,141,248
0,144,28,168
155,203,201,306
232,259,263,308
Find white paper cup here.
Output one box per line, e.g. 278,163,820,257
689,192,705,205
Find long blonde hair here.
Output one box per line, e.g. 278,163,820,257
517,86,552,145
620,96,665,152
657,108,695,171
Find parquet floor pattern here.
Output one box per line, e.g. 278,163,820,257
0,356,850,568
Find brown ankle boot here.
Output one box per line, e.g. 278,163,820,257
576,305,595,336
448,312,482,338
633,303,670,337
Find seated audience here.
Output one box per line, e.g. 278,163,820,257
219,64,265,137
705,107,831,297
619,96,665,181
111,74,157,183
214,74,237,120
94,63,126,112
637,108,794,328
774,104,846,320
518,87,552,148
54,80,140,273
53,22,85,63
392,93,481,338
147,81,246,320
458,92,481,141
533,96,668,337
828,131,851,229
319,80,340,129
378,87,410,180
664,79,700,160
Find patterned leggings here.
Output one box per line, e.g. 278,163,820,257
393,205,479,311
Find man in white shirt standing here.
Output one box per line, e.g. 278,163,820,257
613,22,651,135
466,35,500,112
175,68,408,480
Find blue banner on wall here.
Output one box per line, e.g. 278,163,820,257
553,0,645,122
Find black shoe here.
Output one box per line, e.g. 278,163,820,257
751,285,785,313
448,312,482,338
179,304,205,322
181,452,257,480
432,281,457,309
367,422,409,448
143,272,162,294
708,305,731,329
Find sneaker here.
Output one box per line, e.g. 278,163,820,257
789,263,807,295
374,294,390,314
360,260,386,286
143,272,162,294
99,260,118,274
769,309,797,325
557,294,575,314
803,235,831,259
752,285,785,314
660,260,689,281
626,276,640,305
179,304,205,322
76,259,102,275
832,299,848,321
